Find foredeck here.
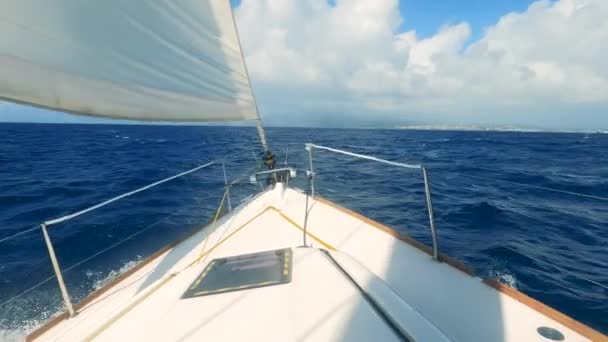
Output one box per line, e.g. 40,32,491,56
30,185,606,342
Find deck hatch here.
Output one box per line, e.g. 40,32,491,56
182,248,292,298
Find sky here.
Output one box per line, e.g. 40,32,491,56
2,0,608,130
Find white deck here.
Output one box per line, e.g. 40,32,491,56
32,185,601,342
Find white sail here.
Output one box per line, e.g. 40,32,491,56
0,0,258,122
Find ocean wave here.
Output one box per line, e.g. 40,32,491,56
0,258,143,341
443,201,514,229
0,290,63,342
85,257,142,291
489,269,518,289
1,124,606,334
1,322,40,342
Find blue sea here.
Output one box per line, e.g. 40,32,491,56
1,123,606,338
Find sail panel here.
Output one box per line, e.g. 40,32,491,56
0,0,257,121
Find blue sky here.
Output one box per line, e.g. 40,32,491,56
231,0,536,39
398,0,535,40
2,0,608,130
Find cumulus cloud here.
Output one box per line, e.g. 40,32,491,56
236,0,608,128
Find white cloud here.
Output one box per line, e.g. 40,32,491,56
236,0,608,128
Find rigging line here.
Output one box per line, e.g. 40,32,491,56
196,188,231,265
84,202,273,341
447,172,608,202
0,274,56,308
1,203,200,308
501,245,608,291
44,161,215,227
6,187,239,310
212,188,229,224
228,2,268,151
1,159,249,244
433,191,462,202
61,214,179,276
185,207,272,269
0,225,39,244
453,163,602,188
221,148,262,162
65,173,244,281
228,165,260,186
309,144,422,170
1,163,255,306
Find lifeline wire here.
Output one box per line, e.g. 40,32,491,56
44,161,215,226
1,198,207,308
2,152,265,242
449,172,608,202
0,225,39,244
501,245,608,291
308,144,422,170
0,274,56,308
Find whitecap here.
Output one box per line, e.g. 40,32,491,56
1,327,30,342
490,269,518,289
0,258,144,341
90,257,142,291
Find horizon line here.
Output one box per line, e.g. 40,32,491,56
1,121,606,134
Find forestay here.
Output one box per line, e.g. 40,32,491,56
0,0,258,122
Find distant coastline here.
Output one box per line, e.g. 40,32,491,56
0,121,606,134
394,124,608,134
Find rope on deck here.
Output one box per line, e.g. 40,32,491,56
82,207,272,340
212,188,229,224
196,187,231,264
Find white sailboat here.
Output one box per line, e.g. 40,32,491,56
1,1,606,341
